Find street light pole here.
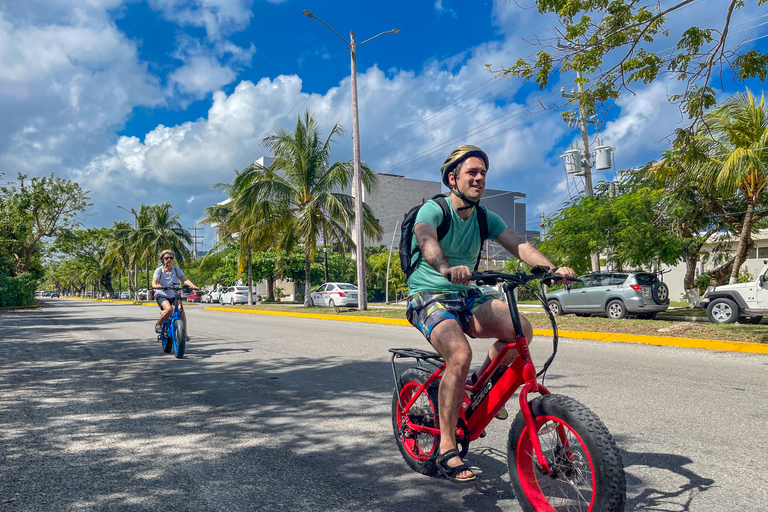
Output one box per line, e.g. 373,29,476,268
303,10,399,311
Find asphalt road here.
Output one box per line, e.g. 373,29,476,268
1,299,766,511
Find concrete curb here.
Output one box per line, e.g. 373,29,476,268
206,306,768,355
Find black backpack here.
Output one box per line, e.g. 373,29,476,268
399,194,489,278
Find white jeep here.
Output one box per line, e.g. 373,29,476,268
702,260,768,324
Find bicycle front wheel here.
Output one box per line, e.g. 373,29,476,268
508,394,625,512
173,318,185,358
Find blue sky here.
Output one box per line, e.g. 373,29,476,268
1,0,766,253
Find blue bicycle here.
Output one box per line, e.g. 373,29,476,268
157,285,186,358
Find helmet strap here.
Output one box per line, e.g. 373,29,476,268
450,188,479,211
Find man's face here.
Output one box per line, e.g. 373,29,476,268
451,156,486,201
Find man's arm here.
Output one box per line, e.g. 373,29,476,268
414,222,472,284
152,276,161,289
495,228,575,280
177,272,198,290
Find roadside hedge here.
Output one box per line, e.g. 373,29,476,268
0,273,38,307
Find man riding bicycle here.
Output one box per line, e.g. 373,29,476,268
406,145,574,484
152,249,199,340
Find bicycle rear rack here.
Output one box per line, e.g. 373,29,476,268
388,348,444,395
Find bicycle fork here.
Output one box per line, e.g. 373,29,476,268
515,335,573,477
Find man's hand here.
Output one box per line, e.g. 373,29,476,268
553,266,576,285
441,265,472,285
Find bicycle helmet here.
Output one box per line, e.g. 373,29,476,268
440,145,489,188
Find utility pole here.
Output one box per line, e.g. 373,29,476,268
540,211,545,240
562,70,600,272
188,226,204,260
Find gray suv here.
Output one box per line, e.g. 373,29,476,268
546,271,670,319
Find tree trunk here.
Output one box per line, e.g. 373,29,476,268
683,250,699,291
729,201,755,284
709,260,735,287
304,250,313,307
247,246,253,306
146,256,151,300
267,275,275,301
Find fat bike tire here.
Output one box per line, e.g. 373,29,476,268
173,319,185,358
507,394,626,512
391,367,440,476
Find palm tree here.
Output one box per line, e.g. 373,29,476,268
133,203,192,294
103,220,134,298
692,89,768,284
233,108,383,306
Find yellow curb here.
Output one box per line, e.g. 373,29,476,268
208,307,411,326
64,296,160,307
533,328,768,354
205,306,767,354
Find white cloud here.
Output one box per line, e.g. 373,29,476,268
148,0,252,41
168,56,238,97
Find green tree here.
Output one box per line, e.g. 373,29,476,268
232,108,383,306
132,203,192,293
689,89,768,284
498,1,767,140
0,173,89,277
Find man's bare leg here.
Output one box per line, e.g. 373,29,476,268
468,299,533,377
428,319,474,480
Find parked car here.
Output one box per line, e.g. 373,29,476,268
49,291,60,298
187,290,204,303
120,291,132,300
309,282,359,307
702,260,768,324
546,271,670,319
204,286,224,303
220,286,250,305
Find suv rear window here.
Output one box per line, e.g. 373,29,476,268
634,273,657,285
610,274,629,285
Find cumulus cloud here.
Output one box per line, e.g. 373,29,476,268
148,0,253,41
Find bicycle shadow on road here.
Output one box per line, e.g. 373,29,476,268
619,447,716,511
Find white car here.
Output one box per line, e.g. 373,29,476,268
220,286,250,305
310,282,359,307
120,291,131,299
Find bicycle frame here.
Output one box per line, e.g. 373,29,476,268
161,287,184,340
391,272,572,476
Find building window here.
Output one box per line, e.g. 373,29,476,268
758,246,768,259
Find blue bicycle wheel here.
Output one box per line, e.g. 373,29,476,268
173,318,185,358
161,320,173,353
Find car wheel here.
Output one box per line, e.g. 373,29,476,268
328,298,336,308
547,300,563,316
606,300,627,319
652,282,670,304
706,298,739,324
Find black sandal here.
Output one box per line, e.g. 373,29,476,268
435,449,476,484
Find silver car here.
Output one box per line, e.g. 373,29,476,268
546,272,670,319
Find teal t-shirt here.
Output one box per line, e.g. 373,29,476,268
407,199,507,294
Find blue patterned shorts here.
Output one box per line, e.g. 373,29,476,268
406,288,495,341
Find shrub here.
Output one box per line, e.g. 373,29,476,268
0,273,38,307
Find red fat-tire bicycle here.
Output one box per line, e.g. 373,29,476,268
390,266,626,511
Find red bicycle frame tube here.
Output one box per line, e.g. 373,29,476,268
401,366,443,437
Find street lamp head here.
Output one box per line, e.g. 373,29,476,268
391,28,400,34
302,10,314,18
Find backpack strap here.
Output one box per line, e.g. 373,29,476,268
473,206,489,271
433,195,452,241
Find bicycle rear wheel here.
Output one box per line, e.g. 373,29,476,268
391,367,440,476
173,318,185,358
508,394,625,512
